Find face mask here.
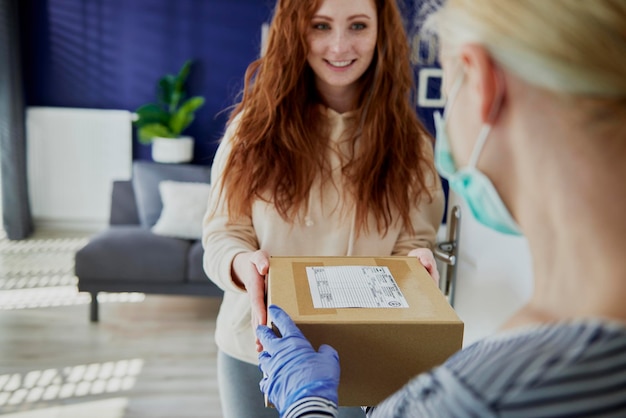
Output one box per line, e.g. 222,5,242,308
434,73,522,236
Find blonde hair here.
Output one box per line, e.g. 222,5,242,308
433,0,626,97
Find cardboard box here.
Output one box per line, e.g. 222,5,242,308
267,256,463,406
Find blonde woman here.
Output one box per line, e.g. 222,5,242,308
256,0,626,416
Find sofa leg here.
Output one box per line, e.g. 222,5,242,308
90,292,99,322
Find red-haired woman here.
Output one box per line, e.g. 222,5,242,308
202,0,443,416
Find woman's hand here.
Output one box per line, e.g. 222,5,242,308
232,250,270,352
408,247,440,285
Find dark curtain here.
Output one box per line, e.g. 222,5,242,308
0,0,33,239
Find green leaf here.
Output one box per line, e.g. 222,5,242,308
177,60,192,83
169,96,205,135
181,96,205,113
169,111,193,137
170,90,184,113
158,75,177,106
134,103,169,127
170,61,192,111
137,123,175,144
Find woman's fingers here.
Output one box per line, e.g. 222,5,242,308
250,250,270,275
408,247,440,285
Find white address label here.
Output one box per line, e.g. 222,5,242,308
306,266,409,309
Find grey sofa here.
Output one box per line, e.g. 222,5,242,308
75,161,223,322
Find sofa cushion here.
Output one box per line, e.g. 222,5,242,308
151,180,212,240
110,180,140,225
75,226,191,282
187,241,210,283
132,161,211,227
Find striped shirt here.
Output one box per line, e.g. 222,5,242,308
283,320,626,418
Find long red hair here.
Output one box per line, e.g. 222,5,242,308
219,0,437,236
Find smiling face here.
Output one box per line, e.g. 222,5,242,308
306,0,378,111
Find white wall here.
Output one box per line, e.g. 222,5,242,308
447,193,534,347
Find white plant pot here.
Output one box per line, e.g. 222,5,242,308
151,136,194,163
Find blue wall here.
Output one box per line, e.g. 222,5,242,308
19,0,442,165
19,0,273,164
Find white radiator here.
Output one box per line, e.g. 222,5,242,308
26,107,133,231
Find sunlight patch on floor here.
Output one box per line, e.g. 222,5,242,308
0,287,145,310
0,397,128,418
0,360,142,410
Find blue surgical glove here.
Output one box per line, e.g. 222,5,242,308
256,305,340,415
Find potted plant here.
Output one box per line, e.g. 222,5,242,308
133,60,205,163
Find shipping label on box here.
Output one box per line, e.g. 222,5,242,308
305,265,410,308
267,256,464,406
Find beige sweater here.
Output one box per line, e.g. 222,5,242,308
202,107,445,364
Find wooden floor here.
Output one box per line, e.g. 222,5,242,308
0,230,224,418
